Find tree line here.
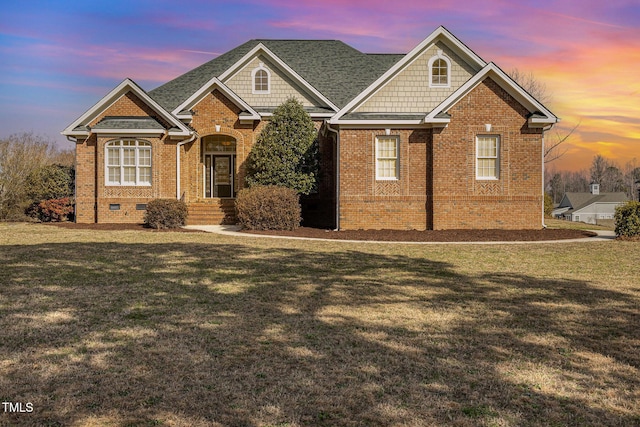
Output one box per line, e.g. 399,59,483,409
546,154,640,204
0,133,74,221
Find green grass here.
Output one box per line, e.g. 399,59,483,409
0,223,638,426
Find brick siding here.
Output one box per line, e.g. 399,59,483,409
338,77,543,230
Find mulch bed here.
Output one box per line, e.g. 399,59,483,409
46,222,598,241
241,227,598,242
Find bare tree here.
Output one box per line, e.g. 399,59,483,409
508,68,579,164
509,68,551,105
0,133,58,219
544,121,580,164
623,158,640,201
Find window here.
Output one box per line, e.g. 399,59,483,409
252,63,270,94
106,139,151,186
428,50,451,87
476,135,499,180
376,136,399,180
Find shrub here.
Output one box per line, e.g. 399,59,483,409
614,201,640,238
144,199,188,229
245,97,319,195
25,164,74,202
26,197,74,222
235,186,301,230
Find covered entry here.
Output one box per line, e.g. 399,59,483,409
202,135,236,198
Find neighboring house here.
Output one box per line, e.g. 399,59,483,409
554,184,627,224
62,26,558,230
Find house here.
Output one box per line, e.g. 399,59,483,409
554,183,627,224
62,26,557,230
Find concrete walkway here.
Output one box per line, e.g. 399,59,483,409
183,225,617,245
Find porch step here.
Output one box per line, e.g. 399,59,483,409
187,200,236,225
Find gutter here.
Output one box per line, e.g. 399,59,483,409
325,123,340,231
176,132,197,199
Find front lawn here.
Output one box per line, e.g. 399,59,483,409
0,223,638,426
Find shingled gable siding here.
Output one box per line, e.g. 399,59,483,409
431,78,543,230
76,91,177,223
339,129,431,230
225,56,318,107
355,42,476,113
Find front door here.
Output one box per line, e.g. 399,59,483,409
204,154,234,198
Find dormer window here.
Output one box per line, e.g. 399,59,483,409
428,50,451,88
252,63,270,94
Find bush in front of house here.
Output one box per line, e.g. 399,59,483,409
235,186,301,230
144,199,188,229
614,201,640,238
26,197,74,222
245,97,319,195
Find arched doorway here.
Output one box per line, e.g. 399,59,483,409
202,135,236,198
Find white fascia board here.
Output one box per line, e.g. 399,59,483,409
218,43,339,112
426,63,558,124
61,78,190,136
333,26,487,121
172,77,260,120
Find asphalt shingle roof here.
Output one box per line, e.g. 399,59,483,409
92,116,165,130
561,192,628,212
149,40,401,112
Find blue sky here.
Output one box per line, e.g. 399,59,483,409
1,0,639,170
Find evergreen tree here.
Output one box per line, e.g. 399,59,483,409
246,97,319,195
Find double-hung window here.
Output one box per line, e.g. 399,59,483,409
376,136,399,180
106,139,151,186
476,135,499,179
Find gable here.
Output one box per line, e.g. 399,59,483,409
225,55,320,108
426,63,557,127
332,26,487,124
62,78,190,137
89,92,171,128
355,41,477,113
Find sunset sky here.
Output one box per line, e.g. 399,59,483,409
1,0,639,171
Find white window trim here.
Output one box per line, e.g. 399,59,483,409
375,135,400,181
428,50,451,88
476,135,500,180
251,62,271,94
105,139,152,186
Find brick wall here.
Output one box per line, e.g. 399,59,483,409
338,129,431,230
431,77,543,229
75,92,177,223
337,77,544,230
75,88,334,225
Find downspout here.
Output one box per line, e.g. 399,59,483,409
326,123,340,231
541,124,554,229
176,132,197,200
